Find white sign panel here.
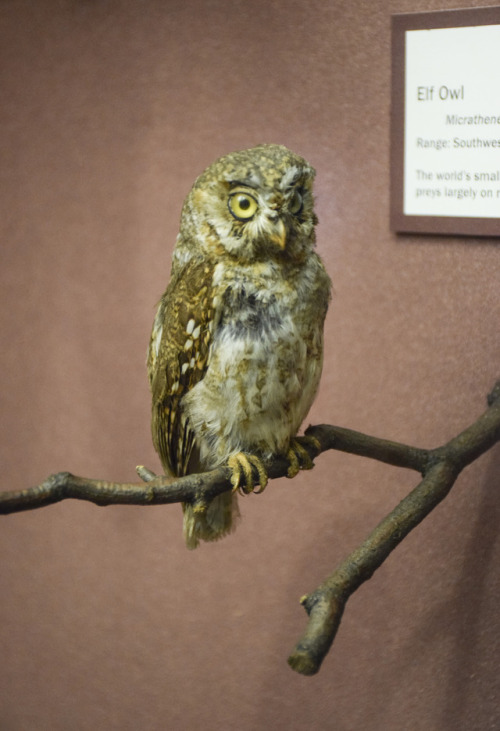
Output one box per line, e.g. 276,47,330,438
404,25,500,219
391,8,500,236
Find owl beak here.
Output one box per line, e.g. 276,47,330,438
269,217,287,249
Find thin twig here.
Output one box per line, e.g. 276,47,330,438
1,381,499,676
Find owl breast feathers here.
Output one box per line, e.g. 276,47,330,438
147,144,331,548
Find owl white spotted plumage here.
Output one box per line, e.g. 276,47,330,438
147,144,331,548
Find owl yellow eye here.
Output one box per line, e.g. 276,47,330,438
289,190,303,215
228,192,258,220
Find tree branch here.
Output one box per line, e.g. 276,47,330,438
288,380,500,675
1,381,499,675
0,451,300,515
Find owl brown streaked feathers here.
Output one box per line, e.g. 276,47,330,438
147,144,331,549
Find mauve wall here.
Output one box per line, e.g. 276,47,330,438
1,1,499,729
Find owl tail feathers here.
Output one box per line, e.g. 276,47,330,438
182,491,240,550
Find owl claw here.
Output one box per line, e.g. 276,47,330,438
286,447,301,478
192,497,209,514
228,453,268,495
286,437,318,478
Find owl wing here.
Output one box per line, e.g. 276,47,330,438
148,258,216,477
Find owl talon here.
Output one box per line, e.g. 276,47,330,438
287,448,300,478
249,455,269,494
301,434,322,454
286,437,317,478
228,453,268,495
192,497,208,514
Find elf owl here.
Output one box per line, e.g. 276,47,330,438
147,144,331,549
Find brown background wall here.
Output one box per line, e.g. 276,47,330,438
1,1,499,729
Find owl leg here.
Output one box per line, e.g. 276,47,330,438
228,453,268,495
286,436,321,478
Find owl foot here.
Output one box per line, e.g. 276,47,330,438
228,453,268,495
286,436,320,478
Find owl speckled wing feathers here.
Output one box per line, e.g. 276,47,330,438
148,257,237,549
148,259,216,477
148,144,331,549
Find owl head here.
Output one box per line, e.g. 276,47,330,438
178,144,318,263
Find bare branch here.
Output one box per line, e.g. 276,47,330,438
0,451,303,515
288,380,500,675
303,423,431,472
1,381,499,676
0,424,438,515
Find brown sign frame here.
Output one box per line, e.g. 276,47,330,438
391,7,500,236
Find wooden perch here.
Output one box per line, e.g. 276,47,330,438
1,381,499,676
288,380,500,674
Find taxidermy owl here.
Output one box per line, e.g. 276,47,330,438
147,144,331,549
